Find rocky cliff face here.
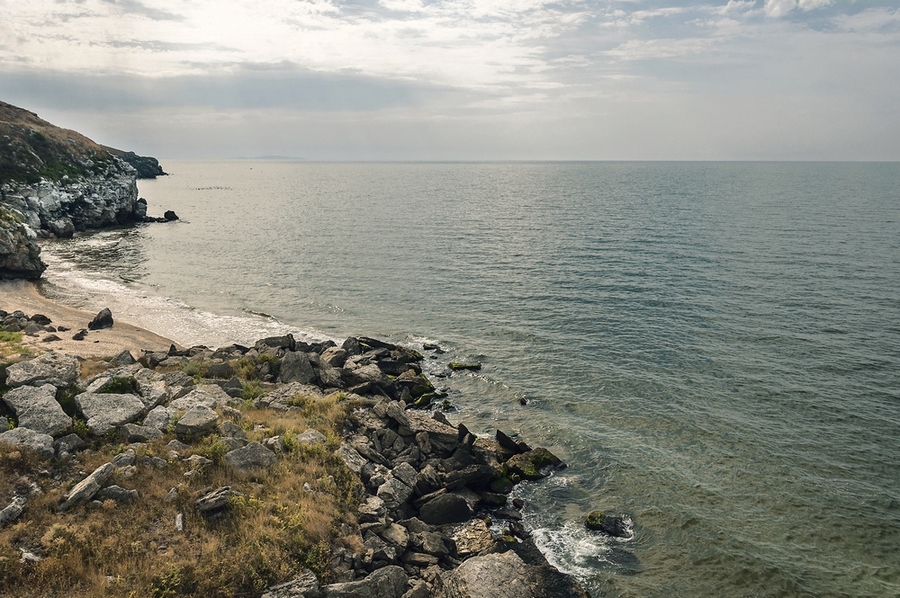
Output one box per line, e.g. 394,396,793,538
0,100,159,278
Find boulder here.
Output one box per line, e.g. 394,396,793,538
5,352,79,388
75,392,145,436
1,383,70,436
88,307,114,330
170,387,220,412
0,427,55,460
195,486,234,515
279,351,316,384
585,511,630,538
173,405,219,439
224,441,277,473
143,405,173,432
62,462,115,509
418,493,473,525
504,448,562,481
261,568,321,598
321,565,408,598
296,428,327,445
438,550,589,598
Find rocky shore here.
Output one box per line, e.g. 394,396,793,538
1,100,174,280
0,302,594,597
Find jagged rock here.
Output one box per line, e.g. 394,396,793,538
95,485,138,502
376,474,414,510
195,486,234,514
54,433,85,454
296,428,327,445
5,352,79,388
120,423,163,442
279,351,316,384
143,405,174,432
204,361,234,379
256,334,296,352
438,550,589,598
452,519,495,558
185,454,213,470
224,441,277,473
218,420,248,440
585,511,630,538
1,383,70,436
0,427,55,460
110,350,137,367
400,411,459,455
88,308,114,330
335,444,368,475
379,523,410,549
170,388,220,412
321,565,408,598
0,495,27,526
173,406,219,439
75,392,145,436
418,493,473,525
320,347,348,368
112,449,136,467
261,568,322,598
62,462,115,509
504,448,562,481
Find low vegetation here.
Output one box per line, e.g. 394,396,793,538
0,364,362,598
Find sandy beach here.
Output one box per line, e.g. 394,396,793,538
0,279,178,359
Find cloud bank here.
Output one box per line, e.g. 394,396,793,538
1,0,898,160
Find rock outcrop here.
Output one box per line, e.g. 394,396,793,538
0,100,167,278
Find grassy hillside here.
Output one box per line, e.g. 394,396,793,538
0,101,119,186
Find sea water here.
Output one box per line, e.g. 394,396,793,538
38,161,900,597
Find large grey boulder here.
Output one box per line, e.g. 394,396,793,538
170,386,226,412
61,462,115,510
1,383,70,436
261,568,321,598
224,441,277,473
5,352,79,388
279,351,316,384
143,405,174,432
321,565,408,598
75,392,145,436
0,427,55,460
173,405,219,439
438,550,589,598
418,493,473,525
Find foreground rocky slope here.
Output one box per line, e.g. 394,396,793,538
0,310,592,597
0,100,166,279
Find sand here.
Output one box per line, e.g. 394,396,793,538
0,279,178,359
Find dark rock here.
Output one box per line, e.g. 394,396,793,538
585,511,630,538
88,308,114,330
256,334,296,352
29,313,51,325
504,448,562,481
163,210,178,221
110,350,136,367
72,329,88,341
448,362,481,371
279,351,316,384
495,430,525,455
224,441,278,473
418,493,473,525
204,361,235,379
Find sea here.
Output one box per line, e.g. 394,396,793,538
37,161,900,597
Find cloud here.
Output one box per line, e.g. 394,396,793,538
765,0,833,18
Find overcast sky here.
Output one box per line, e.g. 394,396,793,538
2,0,898,160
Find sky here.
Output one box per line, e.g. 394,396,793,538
1,0,899,161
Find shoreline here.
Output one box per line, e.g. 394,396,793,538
0,279,179,359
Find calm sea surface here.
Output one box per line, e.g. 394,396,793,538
39,161,900,597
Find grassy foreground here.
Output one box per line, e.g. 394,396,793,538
0,358,364,598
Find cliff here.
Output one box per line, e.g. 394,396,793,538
0,101,162,278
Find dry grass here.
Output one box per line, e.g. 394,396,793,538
0,391,362,597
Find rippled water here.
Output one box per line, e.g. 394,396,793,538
40,161,900,597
